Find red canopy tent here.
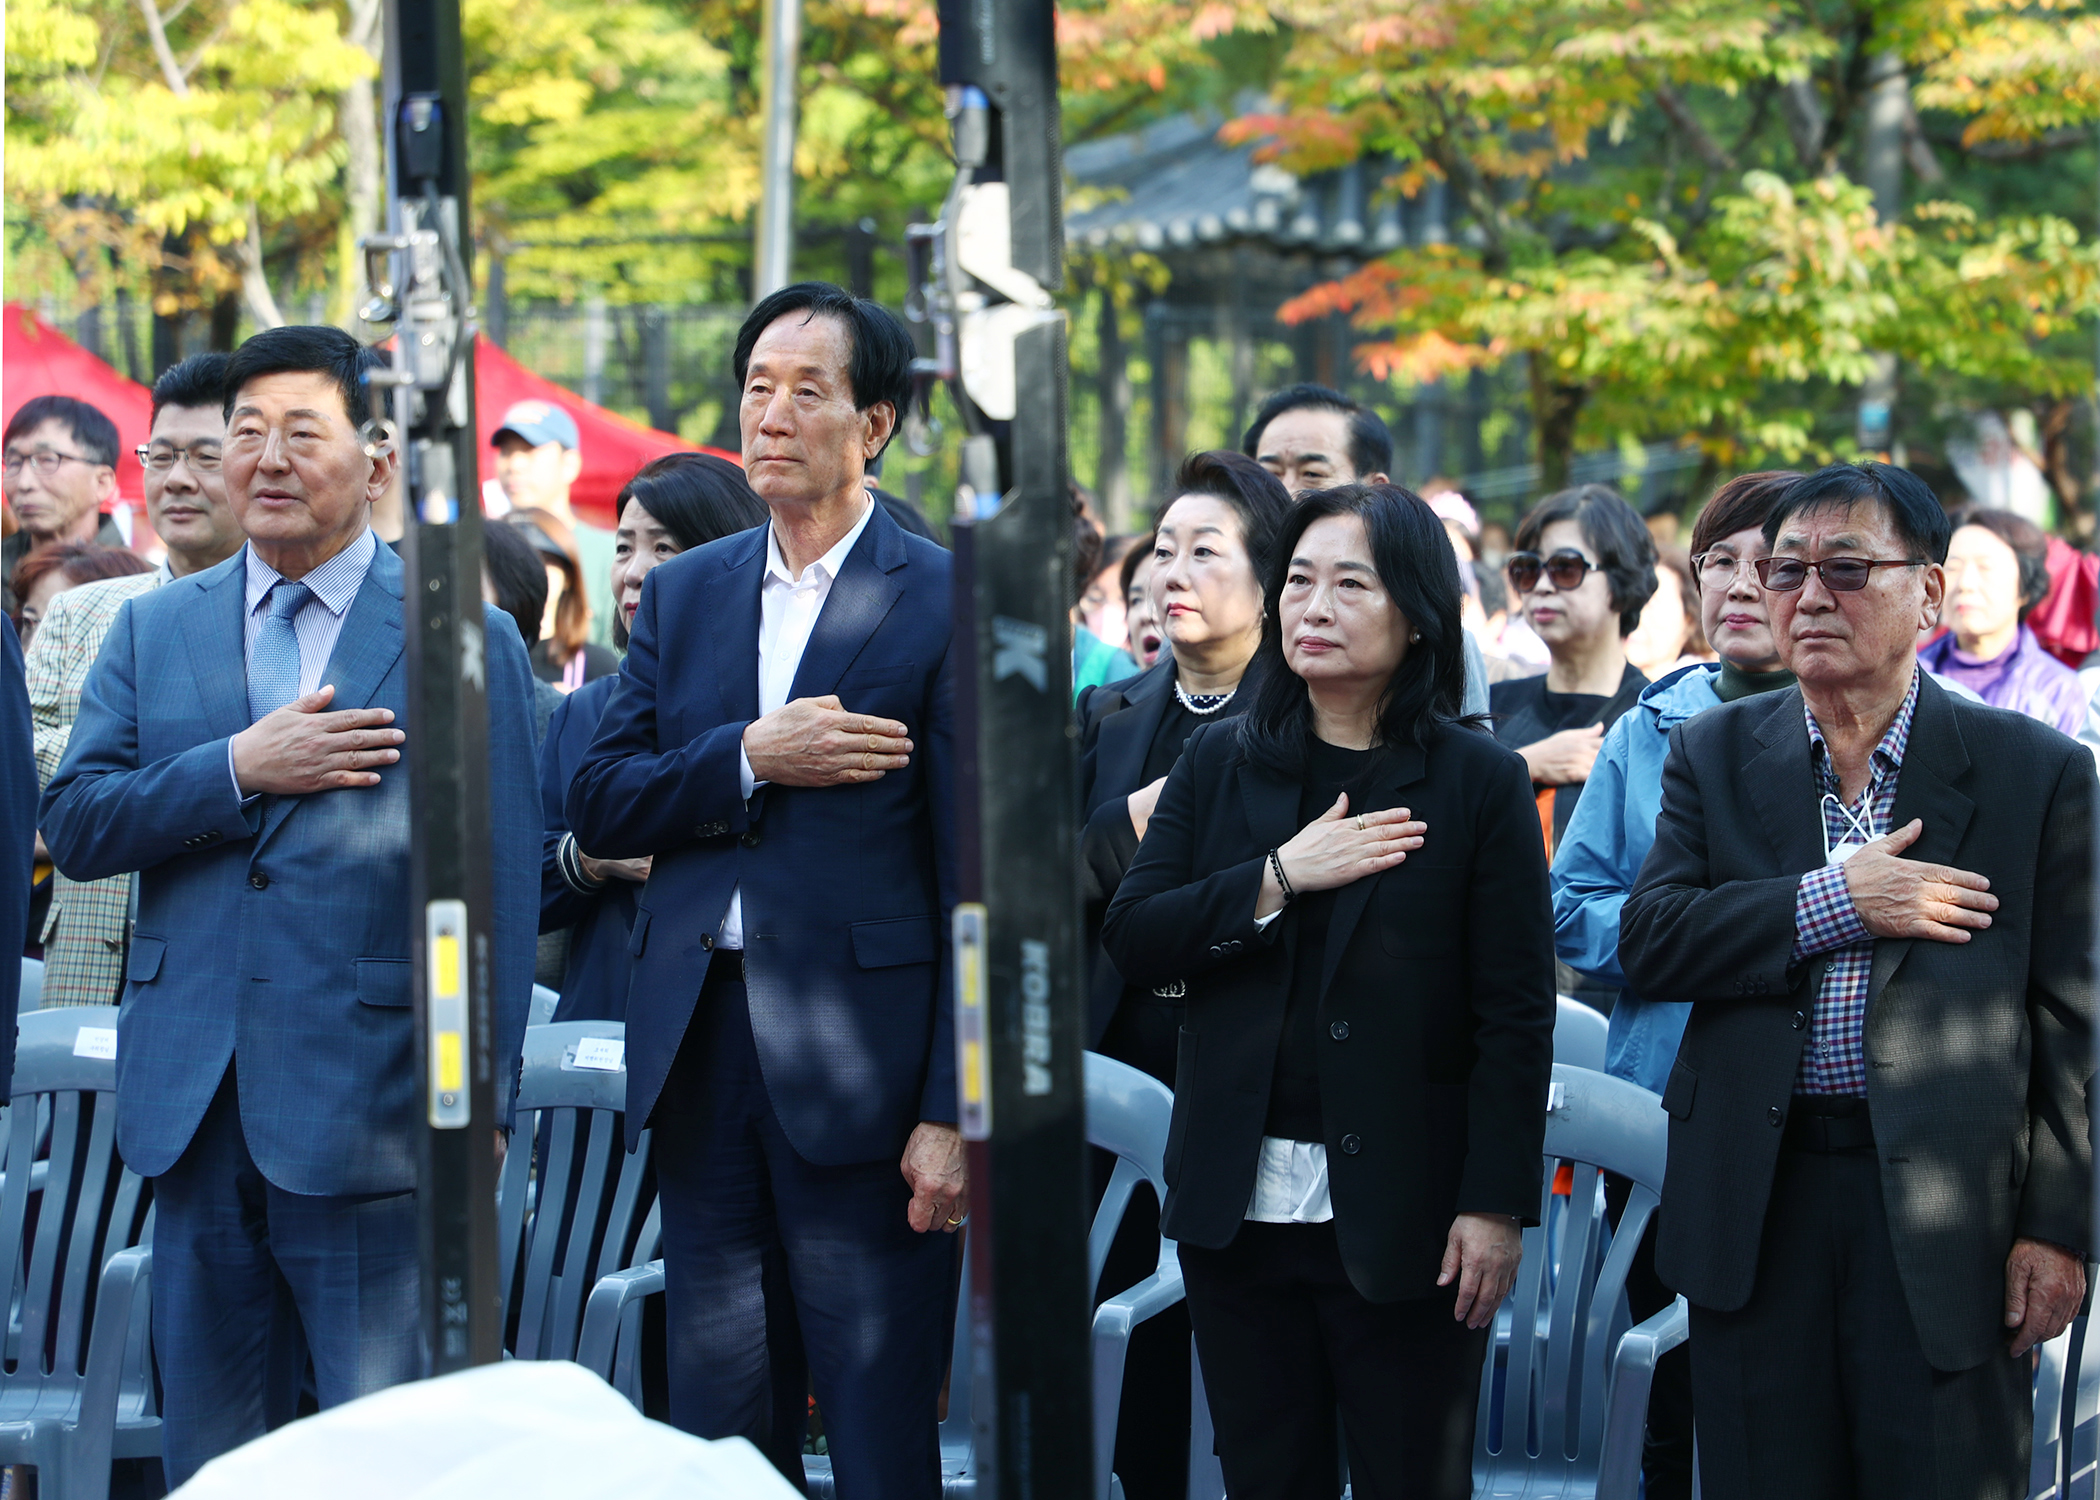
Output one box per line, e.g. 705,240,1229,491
2,308,732,535
472,335,738,530
2,302,152,506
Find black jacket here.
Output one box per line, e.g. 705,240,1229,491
1101,718,1556,1302
1076,659,1248,1049
1621,673,2095,1370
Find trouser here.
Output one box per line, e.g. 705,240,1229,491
1179,1220,1485,1500
652,961,955,1499
1603,1173,1693,1500
1690,1099,2031,1500
151,1065,420,1489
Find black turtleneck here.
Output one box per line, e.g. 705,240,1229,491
1715,660,1796,702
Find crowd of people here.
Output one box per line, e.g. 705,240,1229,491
0,279,2092,1500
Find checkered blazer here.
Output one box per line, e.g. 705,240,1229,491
25,571,160,1006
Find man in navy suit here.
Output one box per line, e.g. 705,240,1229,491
569,283,959,1494
41,326,541,1485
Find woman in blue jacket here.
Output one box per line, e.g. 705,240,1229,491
1550,470,1799,1500
539,454,767,1022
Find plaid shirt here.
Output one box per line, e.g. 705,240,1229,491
26,570,162,1007
1789,670,1919,1095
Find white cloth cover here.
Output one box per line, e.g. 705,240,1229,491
171,1359,802,1500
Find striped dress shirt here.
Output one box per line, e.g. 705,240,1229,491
226,529,377,793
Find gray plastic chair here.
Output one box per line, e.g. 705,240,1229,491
17,958,42,1015
1085,1051,1199,1500
529,984,561,1027
1474,1063,1683,1500
576,1051,1195,1500
499,1021,656,1365
1553,996,1608,1073
0,1006,157,1500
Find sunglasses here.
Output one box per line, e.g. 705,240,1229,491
1752,557,1924,592
1505,550,1593,593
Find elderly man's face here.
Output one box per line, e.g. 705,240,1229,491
1255,407,1370,497
223,371,392,573
738,312,892,510
1767,501,1943,691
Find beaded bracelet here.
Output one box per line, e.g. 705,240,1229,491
1267,847,1295,904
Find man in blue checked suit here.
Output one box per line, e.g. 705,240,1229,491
569,283,960,1495
41,326,541,1486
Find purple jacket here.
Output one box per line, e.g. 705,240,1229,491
1919,623,2086,737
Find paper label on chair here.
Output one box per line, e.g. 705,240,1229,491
73,1027,117,1060
569,1036,625,1072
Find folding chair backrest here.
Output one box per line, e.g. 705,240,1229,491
530,985,560,1027
16,959,41,1017
0,1007,150,1398
1476,1064,1666,1499
1553,996,1608,1073
499,1022,654,1364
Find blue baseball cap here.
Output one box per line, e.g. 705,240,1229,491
492,400,580,451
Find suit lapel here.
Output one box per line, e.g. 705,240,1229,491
1742,688,1827,873
710,528,767,723
257,541,404,847
1092,661,1174,810
180,554,252,746
1869,675,1973,1000
787,505,907,702
1320,743,1428,1001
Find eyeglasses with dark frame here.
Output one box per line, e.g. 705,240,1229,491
1504,549,1594,594
135,443,224,474
2,451,98,478
1752,556,1925,592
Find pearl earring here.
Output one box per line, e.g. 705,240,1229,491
1410,630,1421,643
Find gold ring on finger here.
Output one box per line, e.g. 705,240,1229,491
1356,815,1366,831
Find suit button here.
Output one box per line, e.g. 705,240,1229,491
740,832,761,848
1208,945,1222,957
1791,1011,1807,1031
1767,1105,1784,1127
701,935,714,951
1340,1134,1362,1155
1330,1021,1350,1041
248,872,269,890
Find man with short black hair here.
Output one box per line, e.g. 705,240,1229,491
1241,382,1488,716
1241,382,1392,496
26,352,246,1008
1623,461,2093,1496
2,394,127,610
43,325,542,1484
571,281,959,1493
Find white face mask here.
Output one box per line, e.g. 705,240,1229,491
1821,791,1878,866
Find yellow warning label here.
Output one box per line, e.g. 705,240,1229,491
436,1031,463,1093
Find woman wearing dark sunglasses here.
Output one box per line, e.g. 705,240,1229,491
1488,485,1658,870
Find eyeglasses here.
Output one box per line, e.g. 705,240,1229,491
1752,556,1925,592
1505,550,1593,593
2,451,96,478
1691,552,1750,588
136,443,223,473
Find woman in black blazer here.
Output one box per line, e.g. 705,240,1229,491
1075,450,1290,1500
1103,483,1555,1500
1077,450,1292,1081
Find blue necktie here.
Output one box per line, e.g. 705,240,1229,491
248,581,313,723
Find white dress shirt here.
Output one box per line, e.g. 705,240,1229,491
225,528,377,797
719,499,876,950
